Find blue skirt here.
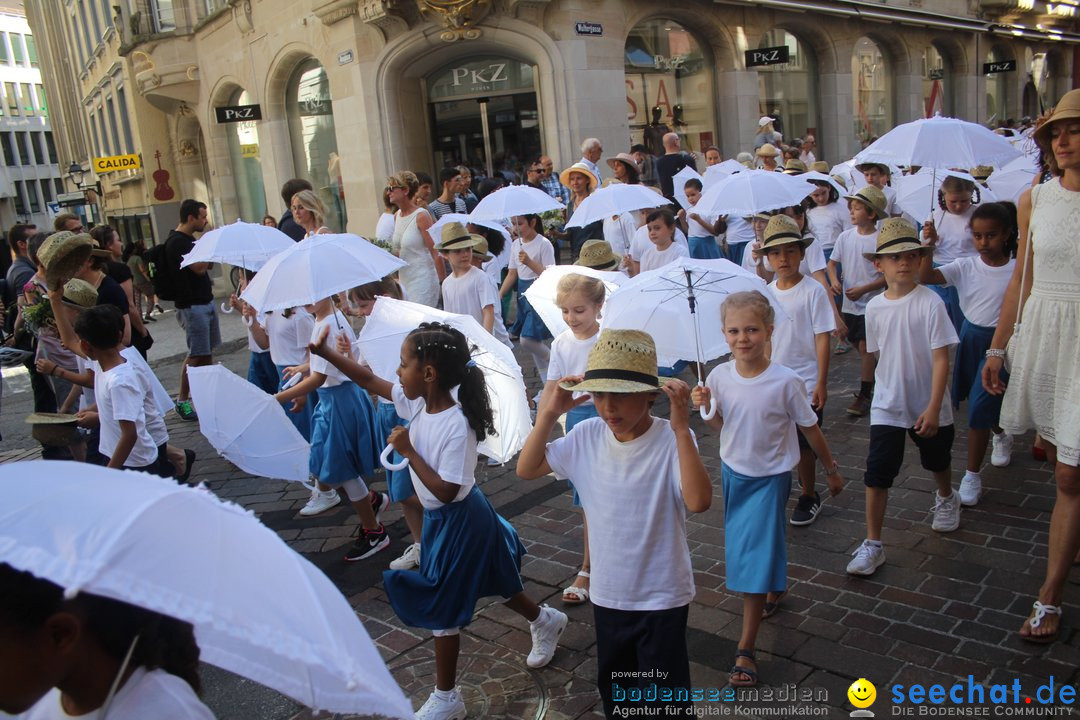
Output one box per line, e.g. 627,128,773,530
514,277,552,341
565,403,599,507
308,382,379,485
375,401,414,502
953,321,1008,430
247,351,279,395
721,462,789,594
383,486,526,630
276,364,315,442
728,241,749,268
688,235,721,260
928,273,966,335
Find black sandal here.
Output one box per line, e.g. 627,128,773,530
729,649,758,687
177,449,197,484
762,590,787,619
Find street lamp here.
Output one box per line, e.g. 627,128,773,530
66,161,102,223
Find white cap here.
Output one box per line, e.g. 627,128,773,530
758,116,775,127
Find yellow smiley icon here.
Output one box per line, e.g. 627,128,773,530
848,678,876,709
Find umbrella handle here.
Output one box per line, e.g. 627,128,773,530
697,382,718,421
220,302,234,314
281,372,302,390
242,314,253,328
380,444,409,471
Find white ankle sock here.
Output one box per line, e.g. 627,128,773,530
433,687,457,700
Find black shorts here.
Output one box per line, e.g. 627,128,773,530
864,424,955,489
796,406,825,451
843,312,866,345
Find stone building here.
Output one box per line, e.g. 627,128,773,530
24,0,1080,241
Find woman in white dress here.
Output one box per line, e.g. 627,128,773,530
983,90,1080,644
388,172,441,307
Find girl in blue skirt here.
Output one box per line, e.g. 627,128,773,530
677,178,724,260
919,201,1018,506
499,214,555,391
693,291,843,688
253,306,317,441
275,295,388,561
309,321,568,720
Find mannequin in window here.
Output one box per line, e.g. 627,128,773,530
644,106,670,157
672,104,692,152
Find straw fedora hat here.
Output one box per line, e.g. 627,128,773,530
472,236,493,263
1034,88,1080,150
830,173,848,190
970,165,994,182
862,217,928,261
575,239,620,271
756,143,780,158
560,329,661,394
855,161,891,176
811,161,830,174
558,162,599,192
844,185,888,220
783,159,808,175
760,215,810,251
25,412,80,447
60,278,98,309
605,153,640,175
38,232,94,290
436,221,484,251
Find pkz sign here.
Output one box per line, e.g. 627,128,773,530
215,104,263,124
745,45,790,68
983,60,1016,74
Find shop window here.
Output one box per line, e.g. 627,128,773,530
226,89,268,222
922,45,948,117
286,59,346,231
757,29,818,146
986,47,1013,127
852,36,892,147
625,18,716,156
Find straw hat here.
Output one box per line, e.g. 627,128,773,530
436,221,484,251
472,236,493,263
575,239,620,271
1034,88,1080,150
560,329,661,394
756,143,780,158
830,173,848,190
844,185,888,219
25,412,80,447
970,165,994,182
605,153,640,175
783,159,808,175
60,278,98,309
736,152,755,168
855,161,891,176
38,232,94,291
558,162,599,192
811,161,830,174
862,217,928,261
760,215,810,250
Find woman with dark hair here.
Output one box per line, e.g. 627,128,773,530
475,175,505,201
90,225,151,357
0,563,213,718
125,236,160,322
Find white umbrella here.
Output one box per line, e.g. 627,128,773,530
427,213,513,248
180,220,294,270
602,257,786,418
695,169,815,217
988,167,1038,203
469,185,565,219
673,166,705,210
240,233,406,313
565,184,666,228
0,461,414,718
852,115,1023,170
703,159,747,184
186,364,310,483
358,297,531,465
522,265,625,336
893,168,999,220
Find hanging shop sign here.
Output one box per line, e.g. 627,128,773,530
92,154,141,173
216,104,263,123
983,60,1016,74
746,46,790,68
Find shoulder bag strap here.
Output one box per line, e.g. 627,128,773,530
1014,185,1037,332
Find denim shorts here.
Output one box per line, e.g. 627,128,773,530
177,302,220,357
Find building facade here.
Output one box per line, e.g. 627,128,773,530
0,3,63,232
25,0,1080,242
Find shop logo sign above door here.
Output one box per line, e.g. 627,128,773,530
745,46,790,68
983,60,1016,74
215,104,263,123
575,21,602,36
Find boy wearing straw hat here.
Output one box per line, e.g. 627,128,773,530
855,162,898,216
518,329,711,718
437,222,498,338
847,219,961,577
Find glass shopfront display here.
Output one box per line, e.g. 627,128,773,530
226,89,267,222
852,36,893,147
286,59,346,232
757,29,818,144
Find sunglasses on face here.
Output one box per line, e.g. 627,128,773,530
385,186,404,193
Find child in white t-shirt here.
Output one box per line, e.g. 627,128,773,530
921,174,981,334
760,216,839,528
437,223,499,336
500,214,555,381
626,211,689,276
677,178,724,259
806,181,849,260
848,218,960,579
639,208,690,273
228,273,279,395
469,237,512,348
856,162,898,217
251,305,316,441
693,291,842,689
519,329,711,715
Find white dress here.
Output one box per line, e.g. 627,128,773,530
1000,179,1080,466
393,208,439,307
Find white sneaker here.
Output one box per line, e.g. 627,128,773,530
526,605,567,668
931,491,961,532
299,488,340,516
486,457,502,467
991,432,1013,467
389,543,421,570
414,688,466,720
958,471,983,507
846,540,885,576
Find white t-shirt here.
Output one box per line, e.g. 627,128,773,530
706,361,818,476
603,212,640,257
545,416,695,611
391,383,476,509
806,203,847,252
484,273,513,348
762,234,826,277
308,310,354,388
881,184,898,216
685,208,716,238
629,225,689,261
15,668,214,720
865,285,959,428
547,329,599,403
639,241,689,272
725,215,756,246
74,355,95,410
441,266,497,326
508,235,555,281
928,207,978,265
266,308,315,367
375,211,397,245
245,319,266,354
831,227,883,315
482,241,511,285
937,255,1015,328
119,346,172,421
768,276,836,398
95,359,160,468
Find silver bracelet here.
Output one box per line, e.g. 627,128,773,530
985,349,1006,359
823,461,839,475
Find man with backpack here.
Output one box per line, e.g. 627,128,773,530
161,199,214,421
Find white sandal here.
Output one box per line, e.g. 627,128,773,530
562,570,590,605
1021,600,1062,644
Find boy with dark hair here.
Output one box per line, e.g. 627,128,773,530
428,167,468,219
